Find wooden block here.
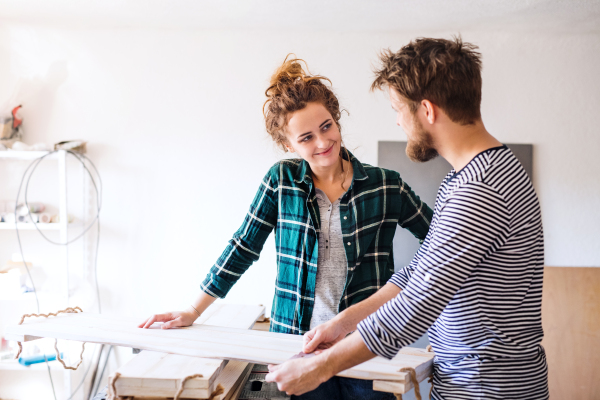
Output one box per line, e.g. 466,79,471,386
213,361,252,400
251,321,270,332
373,379,408,395
223,364,253,400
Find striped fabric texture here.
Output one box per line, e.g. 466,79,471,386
357,146,549,399
200,150,433,334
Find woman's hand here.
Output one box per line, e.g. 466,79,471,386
138,309,198,329
302,318,347,354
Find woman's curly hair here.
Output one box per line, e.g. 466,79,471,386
263,55,342,151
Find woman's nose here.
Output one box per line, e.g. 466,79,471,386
315,134,328,148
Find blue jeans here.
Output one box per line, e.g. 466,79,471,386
292,377,395,400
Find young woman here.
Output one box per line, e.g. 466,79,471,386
140,57,433,399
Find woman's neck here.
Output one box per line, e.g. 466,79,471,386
310,156,347,185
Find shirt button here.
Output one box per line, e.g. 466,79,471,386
347,242,351,246
344,216,347,220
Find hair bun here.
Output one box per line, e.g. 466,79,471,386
266,54,330,99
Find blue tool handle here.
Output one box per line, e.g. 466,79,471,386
18,353,63,366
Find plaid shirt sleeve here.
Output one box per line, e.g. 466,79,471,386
200,170,278,298
389,176,434,289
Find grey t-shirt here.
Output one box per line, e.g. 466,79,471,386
310,188,349,330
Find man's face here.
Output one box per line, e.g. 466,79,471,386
389,88,438,163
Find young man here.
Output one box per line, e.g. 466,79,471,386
266,37,549,399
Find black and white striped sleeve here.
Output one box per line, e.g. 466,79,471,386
357,182,510,359
388,231,431,289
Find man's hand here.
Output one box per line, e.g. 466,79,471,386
138,309,198,329
303,282,401,354
303,319,347,354
265,354,332,396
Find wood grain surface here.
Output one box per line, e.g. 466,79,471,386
542,266,600,400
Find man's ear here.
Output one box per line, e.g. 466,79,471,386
421,100,436,125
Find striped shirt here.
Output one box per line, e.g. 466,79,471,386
200,150,433,335
357,146,549,399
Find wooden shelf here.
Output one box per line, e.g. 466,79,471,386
0,223,62,231
0,222,81,231
0,151,56,161
0,359,67,371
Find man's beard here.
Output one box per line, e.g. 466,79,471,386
406,118,439,163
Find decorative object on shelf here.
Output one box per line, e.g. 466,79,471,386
0,105,23,148
54,140,87,154
18,351,63,366
50,213,75,223
17,202,46,215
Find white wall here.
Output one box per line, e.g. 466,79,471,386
1,25,599,321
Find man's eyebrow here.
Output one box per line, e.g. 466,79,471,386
319,119,332,128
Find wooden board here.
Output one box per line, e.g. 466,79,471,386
5,312,433,390
114,303,264,398
127,362,253,400
115,352,226,398
195,304,266,329
372,347,434,394
541,267,600,400
216,361,253,400
223,363,253,400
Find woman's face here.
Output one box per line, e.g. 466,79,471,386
285,102,342,169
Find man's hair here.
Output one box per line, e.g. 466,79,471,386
372,36,483,125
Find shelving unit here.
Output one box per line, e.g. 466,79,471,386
0,150,70,297
0,149,82,400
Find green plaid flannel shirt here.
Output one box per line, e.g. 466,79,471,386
200,151,433,334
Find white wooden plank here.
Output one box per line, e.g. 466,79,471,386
196,304,265,329
5,312,433,385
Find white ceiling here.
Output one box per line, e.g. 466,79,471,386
0,0,599,34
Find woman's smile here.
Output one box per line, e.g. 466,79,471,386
314,143,335,157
